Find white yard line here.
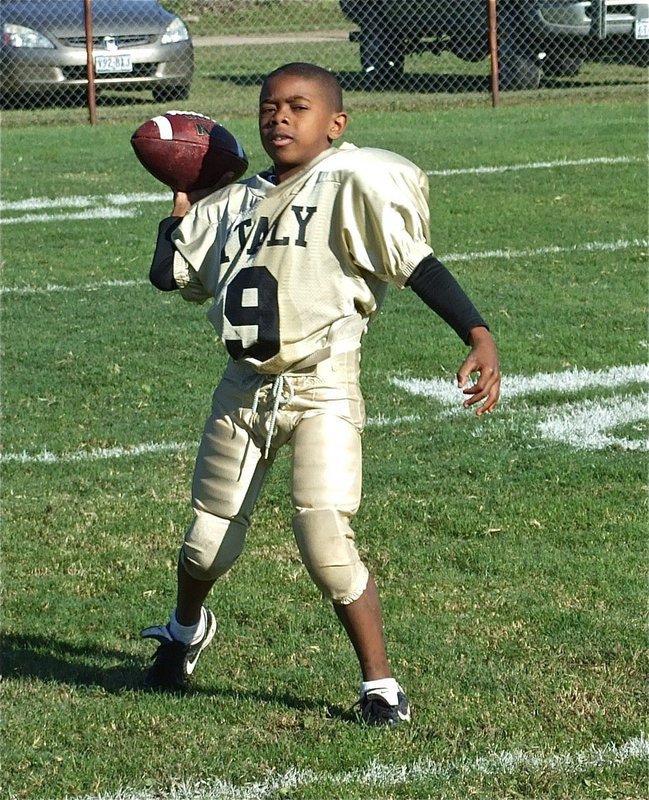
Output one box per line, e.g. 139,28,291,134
0,191,169,225
1,278,148,296
392,363,649,409
443,237,649,263
0,155,642,225
538,393,649,451
392,364,648,451
0,441,189,465
1,238,646,297
57,735,648,800
3,364,646,464
0,192,169,211
0,416,420,465
426,154,643,176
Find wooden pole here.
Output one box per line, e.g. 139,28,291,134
84,0,97,124
487,0,500,107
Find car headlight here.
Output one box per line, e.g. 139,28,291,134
161,17,189,45
2,23,55,49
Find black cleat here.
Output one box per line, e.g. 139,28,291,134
360,689,411,726
141,607,217,691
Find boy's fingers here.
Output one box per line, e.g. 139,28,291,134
456,357,478,388
461,369,501,415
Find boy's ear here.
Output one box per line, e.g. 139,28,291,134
328,111,348,142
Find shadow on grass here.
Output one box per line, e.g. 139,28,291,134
1,632,356,720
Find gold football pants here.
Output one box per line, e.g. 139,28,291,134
181,350,370,604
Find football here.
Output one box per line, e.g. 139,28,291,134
130,111,248,192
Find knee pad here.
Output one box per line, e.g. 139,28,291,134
292,508,369,604
181,509,247,581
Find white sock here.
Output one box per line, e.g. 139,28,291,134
168,607,206,645
360,677,401,706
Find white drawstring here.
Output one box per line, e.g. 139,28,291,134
251,374,295,459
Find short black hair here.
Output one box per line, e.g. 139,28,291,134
261,62,343,112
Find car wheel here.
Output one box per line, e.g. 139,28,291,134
359,27,404,88
152,84,190,103
499,49,542,89
541,54,583,77
497,5,541,90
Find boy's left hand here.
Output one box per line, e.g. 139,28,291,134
456,326,501,416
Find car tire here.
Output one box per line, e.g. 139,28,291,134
541,54,583,77
152,84,190,103
499,50,542,90
359,27,404,88
497,5,542,90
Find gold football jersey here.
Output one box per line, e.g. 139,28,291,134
172,143,434,374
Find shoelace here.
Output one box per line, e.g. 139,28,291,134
251,374,295,459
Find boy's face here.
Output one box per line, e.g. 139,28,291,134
259,73,347,182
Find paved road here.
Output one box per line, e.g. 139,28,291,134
193,30,349,47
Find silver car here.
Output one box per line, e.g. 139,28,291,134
0,0,194,104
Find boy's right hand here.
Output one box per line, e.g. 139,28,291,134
171,171,236,217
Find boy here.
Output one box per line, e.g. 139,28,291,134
141,62,500,725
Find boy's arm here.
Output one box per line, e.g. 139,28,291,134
406,255,487,343
149,216,182,291
406,255,500,415
149,182,232,292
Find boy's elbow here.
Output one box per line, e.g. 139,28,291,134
149,257,178,291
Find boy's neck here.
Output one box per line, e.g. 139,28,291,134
271,145,338,184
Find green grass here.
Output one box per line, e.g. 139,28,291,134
1,93,648,800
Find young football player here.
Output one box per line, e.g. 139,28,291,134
142,62,500,725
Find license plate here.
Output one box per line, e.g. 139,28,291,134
95,54,132,74
636,18,649,40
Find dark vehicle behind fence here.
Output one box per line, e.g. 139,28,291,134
340,0,649,88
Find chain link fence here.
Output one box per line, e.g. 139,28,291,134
1,1,647,119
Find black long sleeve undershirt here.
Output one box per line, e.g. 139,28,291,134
149,216,181,291
405,255,488,344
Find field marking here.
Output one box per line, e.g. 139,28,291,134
3,365,646,464
426,154,644,176
1,192,168,211
443,237,648,263
57,735,648,800
394,363,648,450
1,278,148,296
0,208,136,225
1,238,646,297
0,191,169,225
393,363,648,409
539,392,648,451
393,363,648,451
0,440,188,465
0,416,421,465
0,155,642,225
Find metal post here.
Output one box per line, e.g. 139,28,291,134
84,0,97,124
487,0,500,107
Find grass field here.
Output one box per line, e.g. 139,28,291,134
1,90,648,800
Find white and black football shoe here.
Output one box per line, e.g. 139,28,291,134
141,607,217,692
359,687,411,726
